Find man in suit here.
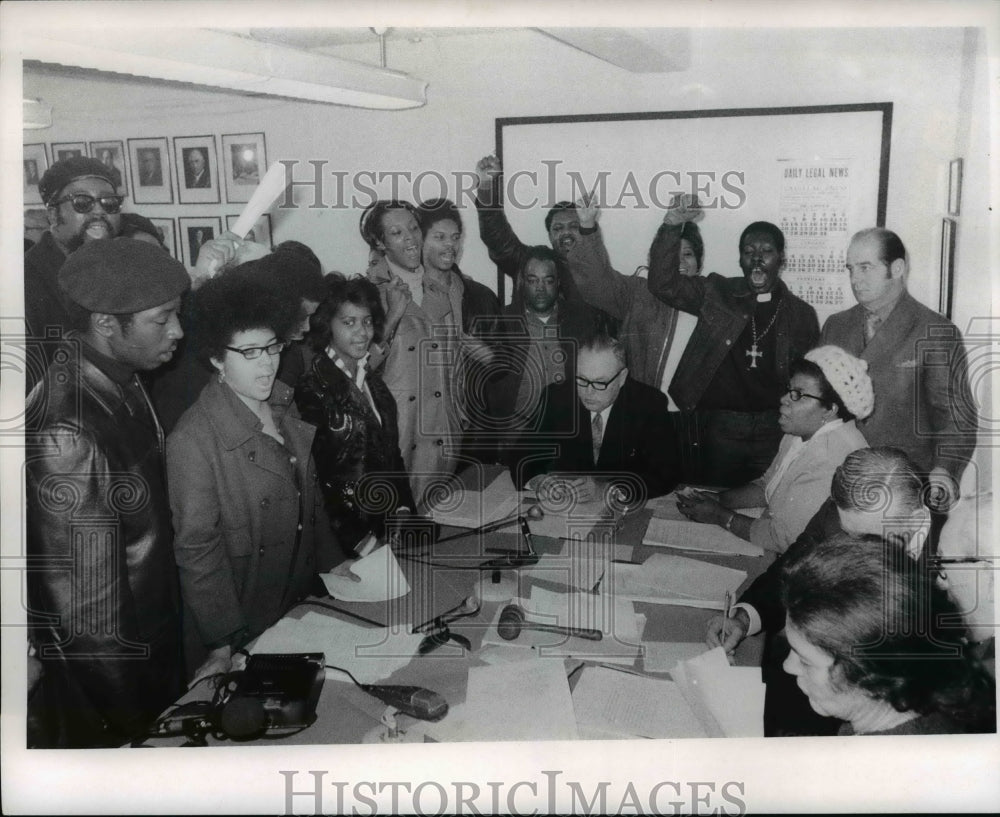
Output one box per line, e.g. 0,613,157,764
821,228,977,509
137,148,163,186
184,148,210,188
510,332,680,502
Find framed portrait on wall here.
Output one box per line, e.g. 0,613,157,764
149,217,177,260
221,132,267,203
128,137,173,204
89,139,129,198
23,143,49,205
179,216,221,269
173,135,220,204
226,213,273,249
51,141,88,162
947,158,963,217
939,218,956,320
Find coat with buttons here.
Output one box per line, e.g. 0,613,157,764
166,377,323,677
366,254,461,508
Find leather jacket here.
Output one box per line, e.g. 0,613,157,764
25,340,183,747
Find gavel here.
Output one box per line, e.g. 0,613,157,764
496,604,603,642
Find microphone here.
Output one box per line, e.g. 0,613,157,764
496,604,603,642
359,684,449,721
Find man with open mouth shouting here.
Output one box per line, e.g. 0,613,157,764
646,195,820,487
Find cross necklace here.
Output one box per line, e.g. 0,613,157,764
746,300,783,369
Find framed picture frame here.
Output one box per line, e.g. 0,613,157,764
89,140,129,198
947,158,963,216
51,141,88,162
173,135,220,204
226,213,273,249
179,216,222,269
939,218,956,320
23,143,49,205
128,137,173,204
221,132,267,203
149,217,178,260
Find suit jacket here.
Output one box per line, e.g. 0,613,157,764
166,378,325,676
26,343,183,746
821,291,976,480
510,377,680,499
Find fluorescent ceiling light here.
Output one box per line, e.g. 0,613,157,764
21,28,427,110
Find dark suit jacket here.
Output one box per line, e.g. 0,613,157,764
821,291,976,480
185,168,210,188
510,376,680,499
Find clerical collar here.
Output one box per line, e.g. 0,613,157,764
756,292,772,303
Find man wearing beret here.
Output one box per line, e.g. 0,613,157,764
25,239,189,748
23,156,123,393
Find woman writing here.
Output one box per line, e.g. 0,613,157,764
167,272,325,683
295,275,416,559
677,345,873,554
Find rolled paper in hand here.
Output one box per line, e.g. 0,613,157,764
230,161,287,239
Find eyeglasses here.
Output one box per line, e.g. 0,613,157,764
50,193,125,214
225,341,286,360
785,386,824,403
575,367,626,391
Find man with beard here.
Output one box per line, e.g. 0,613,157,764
24,157,123,392
26,239,189,747
647,198,820,486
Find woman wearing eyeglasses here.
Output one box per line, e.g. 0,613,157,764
677,345,872,554
166,273,326,684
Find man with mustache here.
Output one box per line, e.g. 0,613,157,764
24,157,123,392
821,228,976,511
26,239,189,747
647,196,820,486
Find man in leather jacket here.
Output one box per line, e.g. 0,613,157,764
25,239,189,747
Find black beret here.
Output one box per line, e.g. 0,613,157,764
59,238,190,314
39,157,121,205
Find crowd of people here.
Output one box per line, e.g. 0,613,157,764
23,154,992,747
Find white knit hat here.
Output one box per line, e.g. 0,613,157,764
804,345,875,420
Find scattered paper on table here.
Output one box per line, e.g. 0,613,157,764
430,471,520,528
571,665,708,739
611,553,747,609
642,515,764,557
648,491,765,521
250,612,423,684
321,545,410,601
640,641,708,673
671,646,765,737
428,660,578,741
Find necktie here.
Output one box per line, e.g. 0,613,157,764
864,310,883,345
591,412,604,465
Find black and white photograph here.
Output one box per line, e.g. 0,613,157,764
22,142,48,205
173,135,220,204
179,215,221,267
89,139,128,198
149,216,178,260
127,136,173,203
222,132,266,203
225,212,272,248
6,3,999,816
50,140,87,162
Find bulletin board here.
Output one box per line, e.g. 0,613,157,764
496,103,892,326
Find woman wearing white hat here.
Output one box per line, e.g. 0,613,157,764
677,345,874,554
